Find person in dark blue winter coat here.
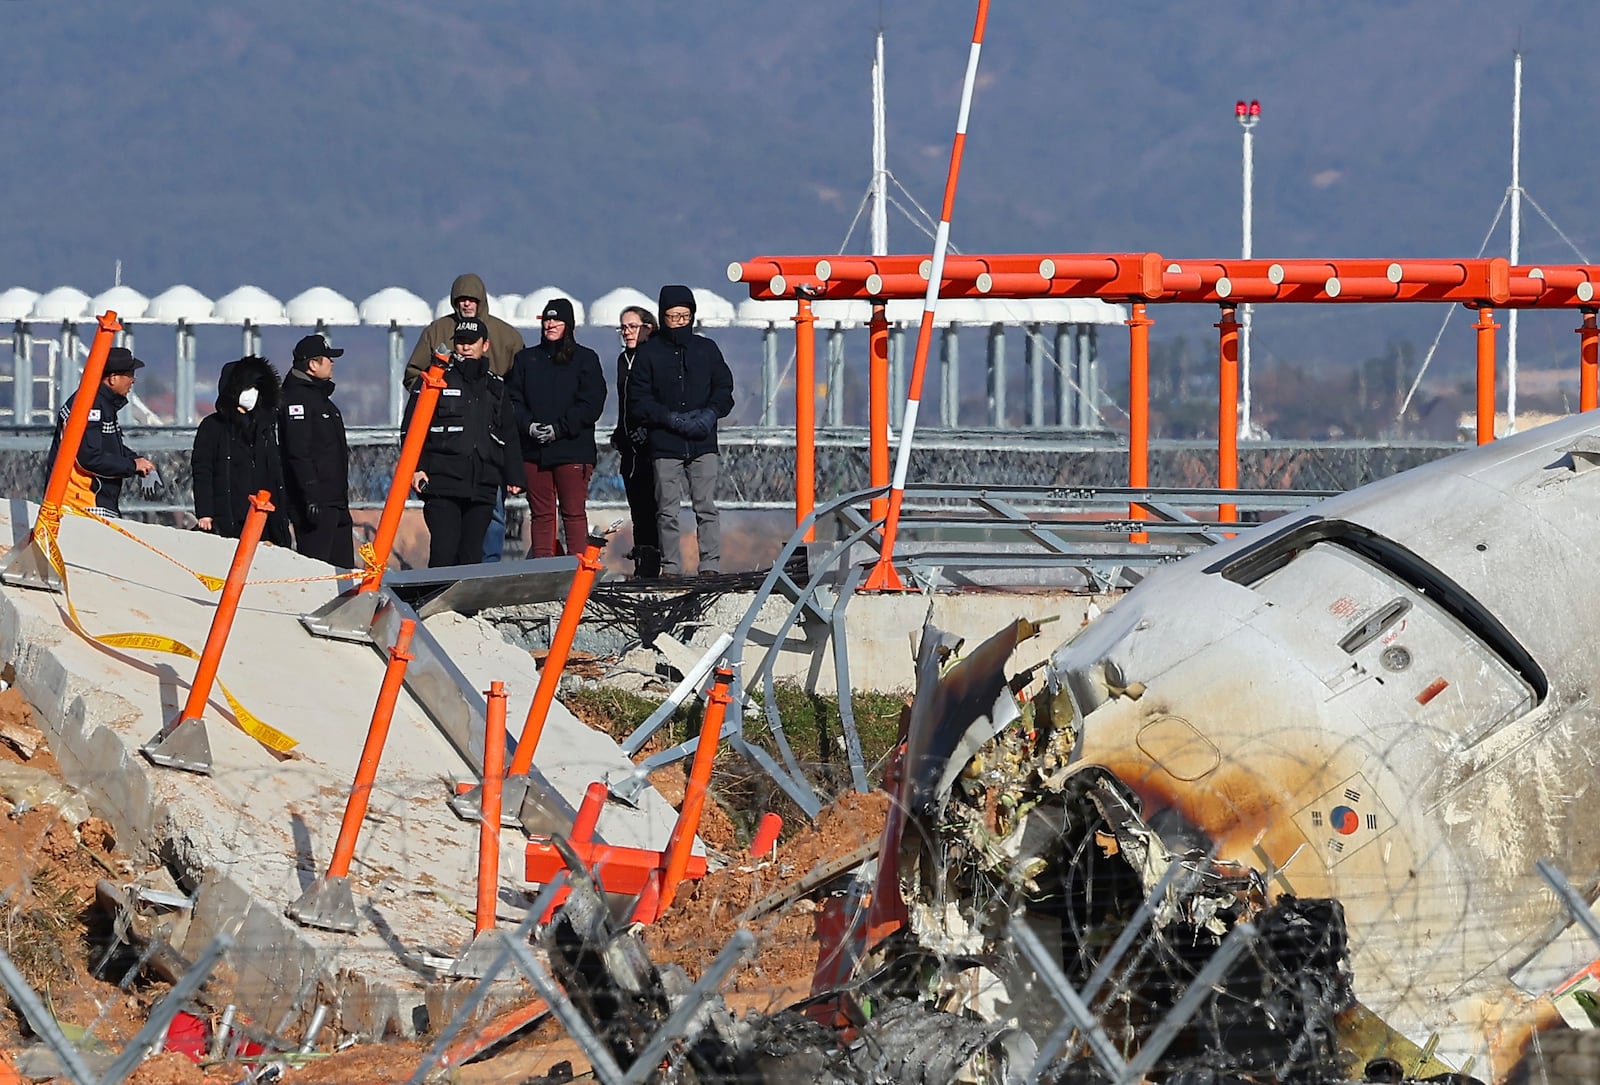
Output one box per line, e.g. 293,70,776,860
625,285,734,576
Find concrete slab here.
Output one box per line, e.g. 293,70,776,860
0,502,680,1040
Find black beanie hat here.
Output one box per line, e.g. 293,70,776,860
538,297,576,326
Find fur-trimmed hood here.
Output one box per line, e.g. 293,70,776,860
215,355,282,418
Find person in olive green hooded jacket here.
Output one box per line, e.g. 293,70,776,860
404,273,525,385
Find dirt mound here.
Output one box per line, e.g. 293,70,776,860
643,790,891,1009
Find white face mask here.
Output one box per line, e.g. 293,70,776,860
237,387,260,412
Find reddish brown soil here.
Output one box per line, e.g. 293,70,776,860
0,691,160,1057
643,790,891,1011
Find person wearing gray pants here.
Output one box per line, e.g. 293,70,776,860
626,285,735,576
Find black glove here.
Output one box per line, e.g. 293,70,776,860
681,411,713,441
692,408,718,435
629,426,650,447
304,502,323,528
668,411,697,437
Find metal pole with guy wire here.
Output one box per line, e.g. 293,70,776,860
1237,98,1260,439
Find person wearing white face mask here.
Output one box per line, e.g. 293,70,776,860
191,355,293,545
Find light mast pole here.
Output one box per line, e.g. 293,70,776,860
1236,98,1259,439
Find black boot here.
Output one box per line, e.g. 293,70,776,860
633,545,661,579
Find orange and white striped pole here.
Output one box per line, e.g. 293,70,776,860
863,0,990,592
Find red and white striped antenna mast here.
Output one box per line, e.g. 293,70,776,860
864,0,991,591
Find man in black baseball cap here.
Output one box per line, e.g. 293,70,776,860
46,346,155,516
292,334,344,367
453,318,487,344
279,333,353,566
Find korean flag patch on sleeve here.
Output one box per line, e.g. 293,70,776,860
87,409,101,421
288,404,305,418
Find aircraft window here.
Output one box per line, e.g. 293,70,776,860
1206,517,1547,701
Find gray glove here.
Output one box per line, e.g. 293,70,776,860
528,422,557,444
139,464,163,496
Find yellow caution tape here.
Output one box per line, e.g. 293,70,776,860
35,511,299,754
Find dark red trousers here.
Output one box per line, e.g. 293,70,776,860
523,462,593,558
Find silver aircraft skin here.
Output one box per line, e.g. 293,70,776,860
1048,413,1600,1075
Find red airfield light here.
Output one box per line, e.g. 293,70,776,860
1238,98,1260,130
1236,100,1247,116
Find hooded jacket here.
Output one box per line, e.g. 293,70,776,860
407,352,522,503
508,311,606,468
405,273,526,385
48,383,139,515
626,286,735,461
192,357,294,545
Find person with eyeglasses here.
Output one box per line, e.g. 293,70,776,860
508,297,606,558
609,305,661,578
626,285,735,577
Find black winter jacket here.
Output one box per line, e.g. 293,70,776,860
192,356,293,545
278,367,350,513
406,354,521,503
626,327,735,460
508,339,606,468
48,384,138,515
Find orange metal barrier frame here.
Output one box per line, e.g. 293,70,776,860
360,350,447,592
794,295,817,541
34,312,121,536
731,252,1600,575
658,665,735,911
1127,302,1152,544
324,618,416,882
174,490,275,726
868,302,891,525
506,531,606,777
476,680,507,937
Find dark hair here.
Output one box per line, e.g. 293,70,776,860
621,305,657,330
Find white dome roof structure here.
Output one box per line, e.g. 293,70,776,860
493,294,523,317
932,297,1005,326
734,298,794,327
286,287,360,326
146,285,216,324
0,288,40,322
517,288,585,326
433,296,455,320
89,286,150,322
359,288,432,327
589,287,656,329
811,299,871,327
30,287,91,323
1021,297,1128,325
213,286,288,325
689,288,736,328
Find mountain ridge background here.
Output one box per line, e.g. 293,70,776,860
3,0,1597,428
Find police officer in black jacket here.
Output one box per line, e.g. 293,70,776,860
278,334,354,567
409,319,523,568
48,346,155,517
626,285,734,576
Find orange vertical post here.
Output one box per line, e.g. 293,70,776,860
1215,304,1239,523
506,531,606,777
1580,309,1598,413
570,781,607,845
794,295,817,541
325,618,416,880
176,490,274,725
475,680,507,937
1476,307,1499,445
658,666,734,911
37,311,121,528
1127,302,1151,544
360,349,448,591
868,302,891,524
